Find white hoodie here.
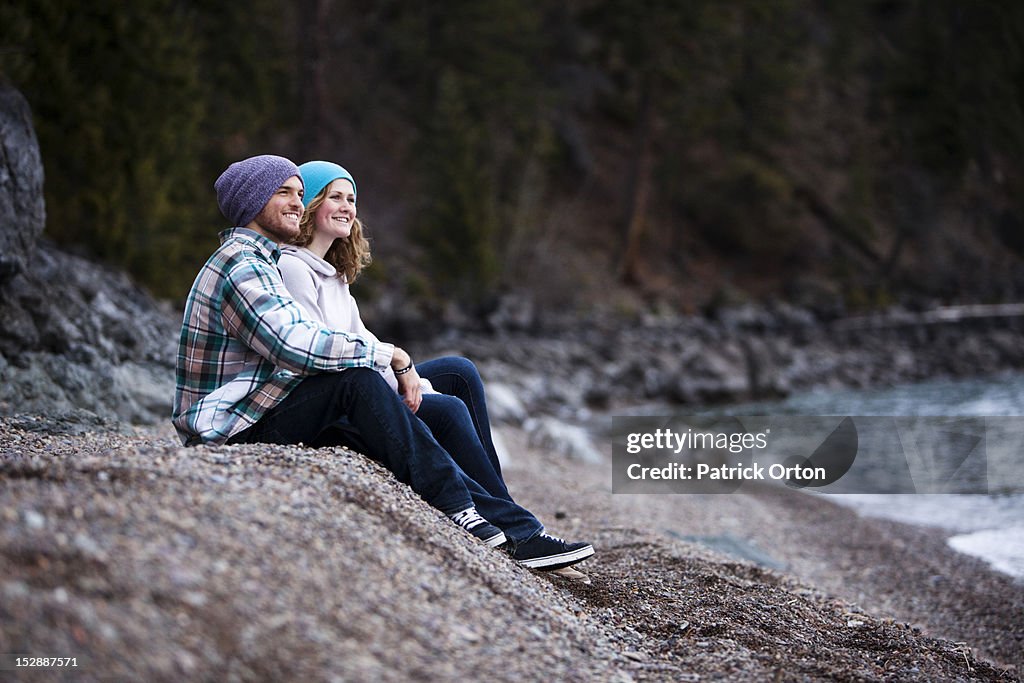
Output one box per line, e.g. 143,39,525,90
278,245,434,395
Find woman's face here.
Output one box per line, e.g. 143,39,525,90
314,178,357,240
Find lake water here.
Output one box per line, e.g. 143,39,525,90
710,372,1024,580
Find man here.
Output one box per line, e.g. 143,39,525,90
172,155,594,571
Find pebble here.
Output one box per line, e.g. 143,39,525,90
182,591,207,608
73,532,103,558
4,581,30,599
23,509,46,529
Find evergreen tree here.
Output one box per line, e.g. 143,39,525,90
0,0,297,299
383,0,552,305
413,69,499,303
1,0,205,296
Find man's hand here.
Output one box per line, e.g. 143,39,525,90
391,347,422,413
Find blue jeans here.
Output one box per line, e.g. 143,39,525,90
229,364,541,542
417,357,543,543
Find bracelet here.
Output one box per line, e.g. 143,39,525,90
395,362,414,376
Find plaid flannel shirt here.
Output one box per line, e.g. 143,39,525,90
172,228,394,445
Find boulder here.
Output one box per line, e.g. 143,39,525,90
0,84,177,424
524,416,603,463
0,83,46,285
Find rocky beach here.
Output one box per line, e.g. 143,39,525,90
1,416,1021,682
2,82,1023,681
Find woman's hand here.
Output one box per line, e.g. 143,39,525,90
396,366,423,413
391,347,422,413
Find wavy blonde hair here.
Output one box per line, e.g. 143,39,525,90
293,186,372,283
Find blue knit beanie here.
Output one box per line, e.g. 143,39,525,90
298,161,357,208
214,155,302,227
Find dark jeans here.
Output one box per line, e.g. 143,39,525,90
229,364,541,542
417,357,542,542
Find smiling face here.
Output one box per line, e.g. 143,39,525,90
307,178,357,257
249,176,304,243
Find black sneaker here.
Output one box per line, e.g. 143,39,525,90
449,507,507,547
510,532,594,571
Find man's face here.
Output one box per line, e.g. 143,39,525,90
250,176,304,242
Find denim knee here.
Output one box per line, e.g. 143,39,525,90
420,393,471,430
445,356,480,381
342,366,393,394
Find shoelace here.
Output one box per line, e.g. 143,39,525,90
539,532,566,544
450,508,486,531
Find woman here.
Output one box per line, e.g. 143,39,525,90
278,160,593,571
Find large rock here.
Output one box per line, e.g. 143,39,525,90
0,84,177,424
0,83,45,285
0,245,179,423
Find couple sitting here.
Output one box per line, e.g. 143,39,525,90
172,154,594,571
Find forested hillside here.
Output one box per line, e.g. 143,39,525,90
2,0,1022,319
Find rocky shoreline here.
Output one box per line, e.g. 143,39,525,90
413,301,1024,426
0,243,178,424
6,236,1024,431
2,418,1021,681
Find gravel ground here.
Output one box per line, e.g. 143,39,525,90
1,415,1020,682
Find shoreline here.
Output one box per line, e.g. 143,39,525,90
3,416,1018,680
5,236,1024,428
497,426,1024,674
552,370,1024,585
826,492,1024,581
415,303,1024,423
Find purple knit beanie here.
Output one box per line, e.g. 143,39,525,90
214,155,302,227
